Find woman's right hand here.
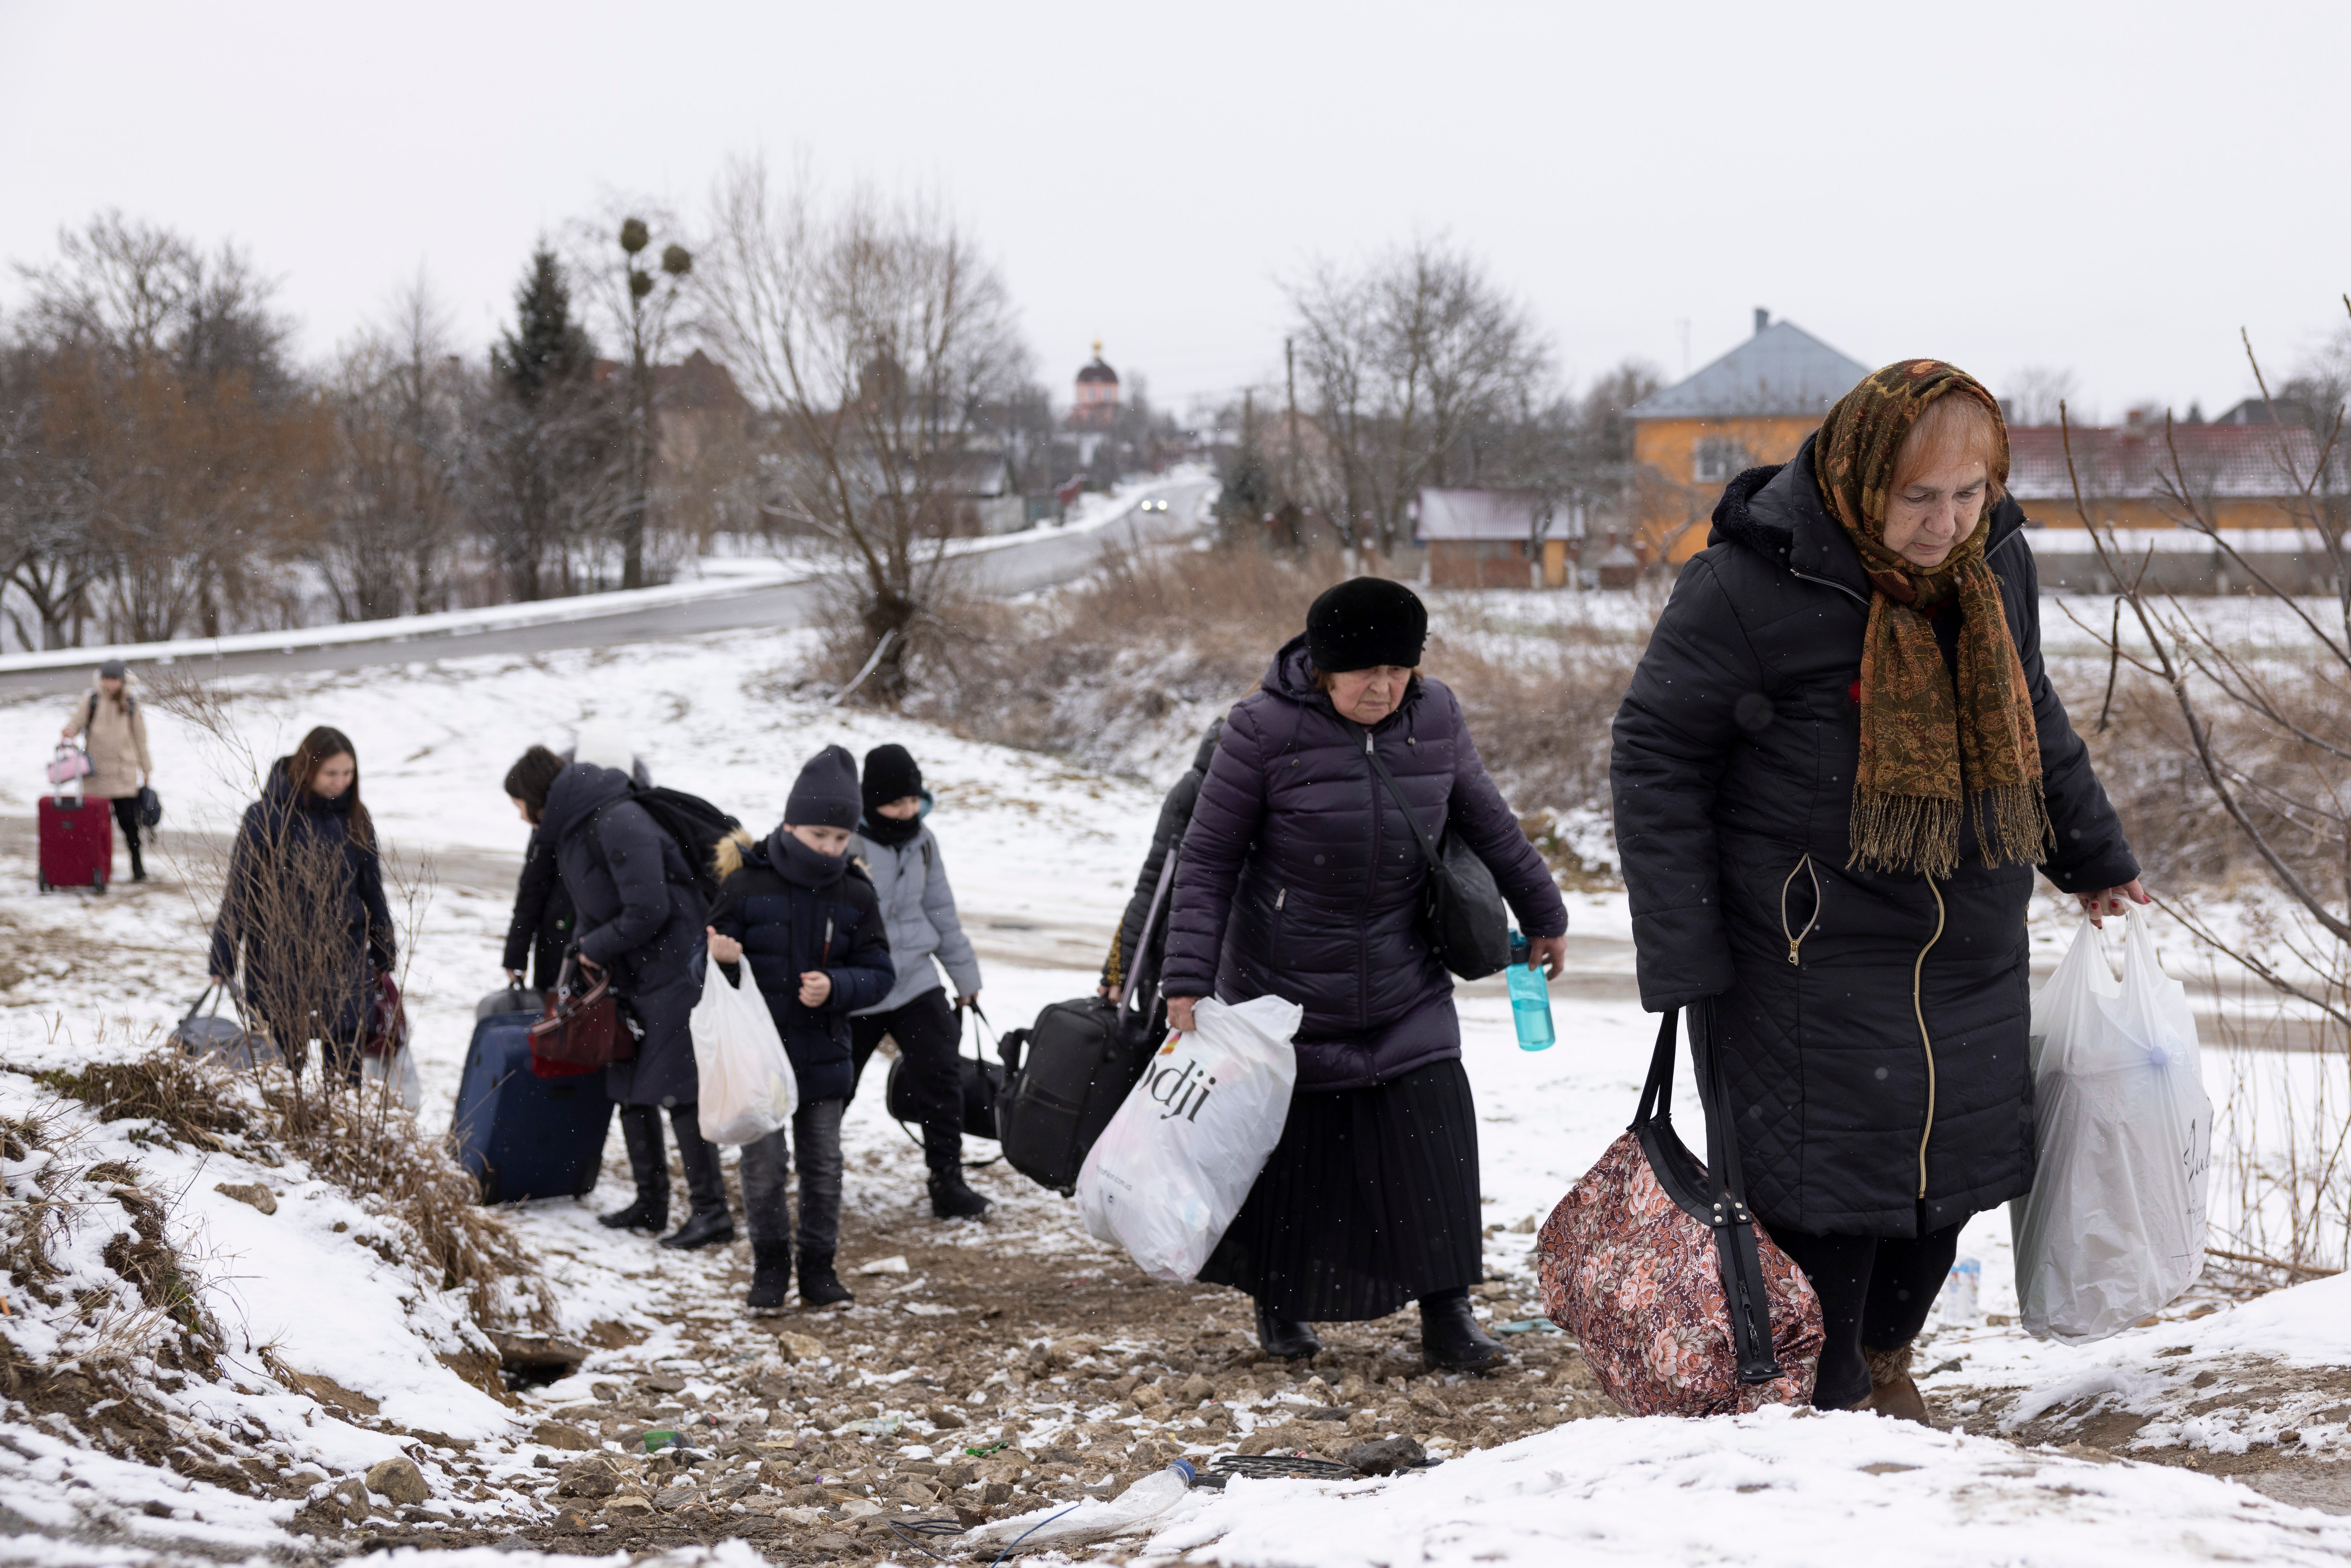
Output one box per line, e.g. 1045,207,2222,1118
706,928,743,963
1165,996,1199,1034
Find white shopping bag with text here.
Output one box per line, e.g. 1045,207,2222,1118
690,959,798,1146
2011,913,2210,1343
1076,994,1301,1282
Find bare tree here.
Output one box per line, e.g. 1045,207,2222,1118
9,213,323,642
316,275,465,619
701,155,1029,702
2066,297,2351,1280
2003,365,2081,426
1287,237,1550,554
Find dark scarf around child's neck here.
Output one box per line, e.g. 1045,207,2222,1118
767,827,848,888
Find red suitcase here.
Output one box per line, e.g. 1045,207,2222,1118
39,793,113,893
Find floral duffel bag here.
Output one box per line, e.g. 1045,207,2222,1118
1534,1005,1823,1417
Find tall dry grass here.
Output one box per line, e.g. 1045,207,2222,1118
905,540,1661,866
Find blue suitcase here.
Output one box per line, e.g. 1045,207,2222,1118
451,1011,614,1204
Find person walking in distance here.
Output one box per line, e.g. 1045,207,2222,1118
846,745,989,1220
1160,578,1569,1370
59,659,153,882
505,746,725,1249
209,727,396,1081
710,746,896,1308
1610,361,2145,1419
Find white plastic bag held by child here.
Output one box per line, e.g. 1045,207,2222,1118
1077,995,1302,1282
2011,913,2211,1343
690,959,798,1145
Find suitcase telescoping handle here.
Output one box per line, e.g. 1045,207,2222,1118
1118,844,1180,1013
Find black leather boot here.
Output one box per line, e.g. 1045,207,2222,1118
660,1108,735,1250
1255,1300,1321,1361
928,1166,990,1220
796,1251,854,1307
600,1106,669,1230
746,1243,791,1311
1419,1292,1503,1373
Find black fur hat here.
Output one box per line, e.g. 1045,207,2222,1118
1306,577,1427,673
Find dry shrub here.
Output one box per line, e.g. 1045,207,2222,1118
2066,659,2350,894
909,540,1661,878
906,541,1340,779
0,1100,220,1385
36,1053,250,1151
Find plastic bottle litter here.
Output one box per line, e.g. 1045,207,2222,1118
1507,931,1555,1051
1938,1257,1981,1323
967,1459,1196,1553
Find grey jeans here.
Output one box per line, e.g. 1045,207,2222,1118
738,1097,845,1256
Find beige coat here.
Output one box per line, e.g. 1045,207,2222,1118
61,684,152,800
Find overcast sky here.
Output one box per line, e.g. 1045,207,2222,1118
4,1,2347,422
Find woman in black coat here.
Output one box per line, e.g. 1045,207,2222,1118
502,748,648,990
1610,361,2146,1418
506,749,724,1249
208,726,396,1082
1163,578,1568,1370
1097,717,1221,1031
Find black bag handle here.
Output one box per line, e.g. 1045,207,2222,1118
1119,844,1180,1015
1638,1006,1783,1386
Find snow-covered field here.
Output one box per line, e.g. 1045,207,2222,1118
4,629,2351,1563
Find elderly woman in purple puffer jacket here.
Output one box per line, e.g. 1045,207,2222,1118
1161,577,1568,1372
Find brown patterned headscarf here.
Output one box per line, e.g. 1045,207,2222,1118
1815,360,2050,878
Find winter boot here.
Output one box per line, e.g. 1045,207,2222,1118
746,1243,792,1311
1419,1292,1504,1373
128,841,146,883
599,1106,670,1231
796,1251,854,1308
660,1110,735,1251
1255,1300,1321,1361
1857,1344,1930,1424
928,1167,990,1221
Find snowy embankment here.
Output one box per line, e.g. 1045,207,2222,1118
1,625,2348,1562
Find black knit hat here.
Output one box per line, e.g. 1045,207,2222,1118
787,745,863,830
861,744,924,816
1306,577,1428,673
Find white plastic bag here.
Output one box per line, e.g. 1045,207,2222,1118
361,1047,422,1111
1076,995,1302,1282
2010,913,2211,1343
690,959,798,1146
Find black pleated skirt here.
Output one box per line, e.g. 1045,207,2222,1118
1198,1056,1483,1322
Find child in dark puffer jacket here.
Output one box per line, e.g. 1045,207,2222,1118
707,745,894,1310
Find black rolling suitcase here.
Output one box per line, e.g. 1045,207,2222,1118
450,1003,614,1204
995,848,1178,1194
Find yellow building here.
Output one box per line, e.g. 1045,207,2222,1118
1626,310,1867,565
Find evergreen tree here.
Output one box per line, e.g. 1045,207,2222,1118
494,248,594,406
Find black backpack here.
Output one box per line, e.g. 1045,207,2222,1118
592,785,740,906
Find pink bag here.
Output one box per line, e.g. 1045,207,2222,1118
1535,1007,1823,1417
47,745,93,788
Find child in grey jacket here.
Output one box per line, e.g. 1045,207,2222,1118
846,744,988,1219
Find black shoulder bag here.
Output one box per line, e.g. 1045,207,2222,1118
1358,729,1511,980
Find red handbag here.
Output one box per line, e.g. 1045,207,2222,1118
528,955,639,1080
1535,1006,1823,1417
362,972,409,1060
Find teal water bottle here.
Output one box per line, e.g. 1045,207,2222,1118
1507,930,1554,1051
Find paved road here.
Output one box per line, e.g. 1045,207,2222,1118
0,481,1212,700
